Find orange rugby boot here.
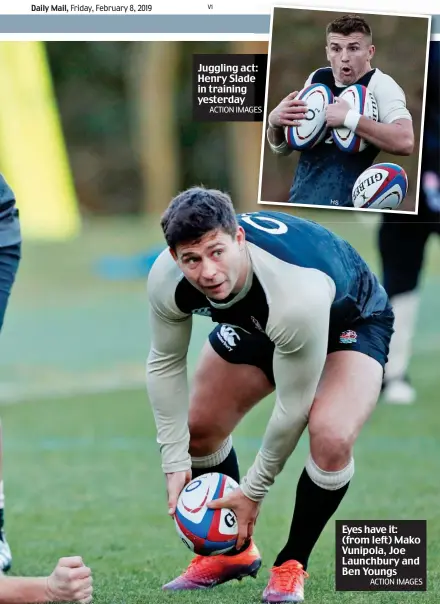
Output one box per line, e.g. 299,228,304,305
162,538,262,590
262,560,309,603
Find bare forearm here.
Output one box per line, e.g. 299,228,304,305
355,117,414,155
0,576,49,604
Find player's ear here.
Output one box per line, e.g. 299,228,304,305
236,226,246,246
368,45,375,61
325,45,330,62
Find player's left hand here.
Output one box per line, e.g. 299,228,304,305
325,97,351,128
207,486,261,549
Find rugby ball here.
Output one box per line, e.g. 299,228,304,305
332,84,379,153
175,473,239,556
285,84,333,150
352,163,408,210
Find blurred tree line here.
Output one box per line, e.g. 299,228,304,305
46,41,267,216
261,10,430,211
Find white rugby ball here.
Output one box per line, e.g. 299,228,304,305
332,84,379,153
352,162,408,210
175,473,239,556
285,84,334,151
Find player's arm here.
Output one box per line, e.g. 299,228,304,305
146,256,193,476
0,576,50,604
327,74,414,155
147,305,192,473
351,116,413,156
266,91,299,155
240,278,332,501
0,557,93,604
266,73,314,155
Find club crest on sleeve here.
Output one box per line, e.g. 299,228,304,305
193,307,212,317
251,315,264,332
339,329,357,344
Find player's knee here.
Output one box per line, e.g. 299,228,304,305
188,425,211,457
189,435,216,457
188,421,227,457
309,428,353,471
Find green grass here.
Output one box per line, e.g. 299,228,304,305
1,216,440,602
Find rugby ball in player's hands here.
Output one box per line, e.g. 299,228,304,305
352,163,408,210
174,473,239,556
284,84,334,150
332,84,379,153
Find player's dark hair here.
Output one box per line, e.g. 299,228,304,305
161,186,238,250
326,15,372,40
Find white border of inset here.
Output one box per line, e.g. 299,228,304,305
257,4,432,215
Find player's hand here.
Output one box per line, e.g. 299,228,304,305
46,557,93,604
166,470,192,516
268,91,307,128
325,96,351,127
207,486,261,550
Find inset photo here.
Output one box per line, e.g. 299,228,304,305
259,7,431,213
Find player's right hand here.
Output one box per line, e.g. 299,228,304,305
46,557,93,604
166,470,192,516
268,91,307,128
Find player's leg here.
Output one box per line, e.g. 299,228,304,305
163,325,275,591
0,243,21,572
0,420,5,539
263,310,392,603
0,422,11,572
189,325,274,483
378,212,430,404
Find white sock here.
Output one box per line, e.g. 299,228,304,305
386,291,420,382
305,455,354,490
191,435,233,468
0,481,4,509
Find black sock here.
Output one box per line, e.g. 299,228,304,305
274,468,350,570
192,447,248,555
191,446,240,483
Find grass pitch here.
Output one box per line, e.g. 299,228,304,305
1,213,440,603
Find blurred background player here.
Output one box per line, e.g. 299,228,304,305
266,14,414,206
0,175,21,572
0,556,93,604
379,41,440,404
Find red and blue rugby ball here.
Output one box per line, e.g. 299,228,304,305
285,83,333,150
352,163,408,210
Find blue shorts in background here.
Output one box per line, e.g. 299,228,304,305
0,243,21,331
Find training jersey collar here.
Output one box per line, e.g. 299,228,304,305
207,248,253,309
